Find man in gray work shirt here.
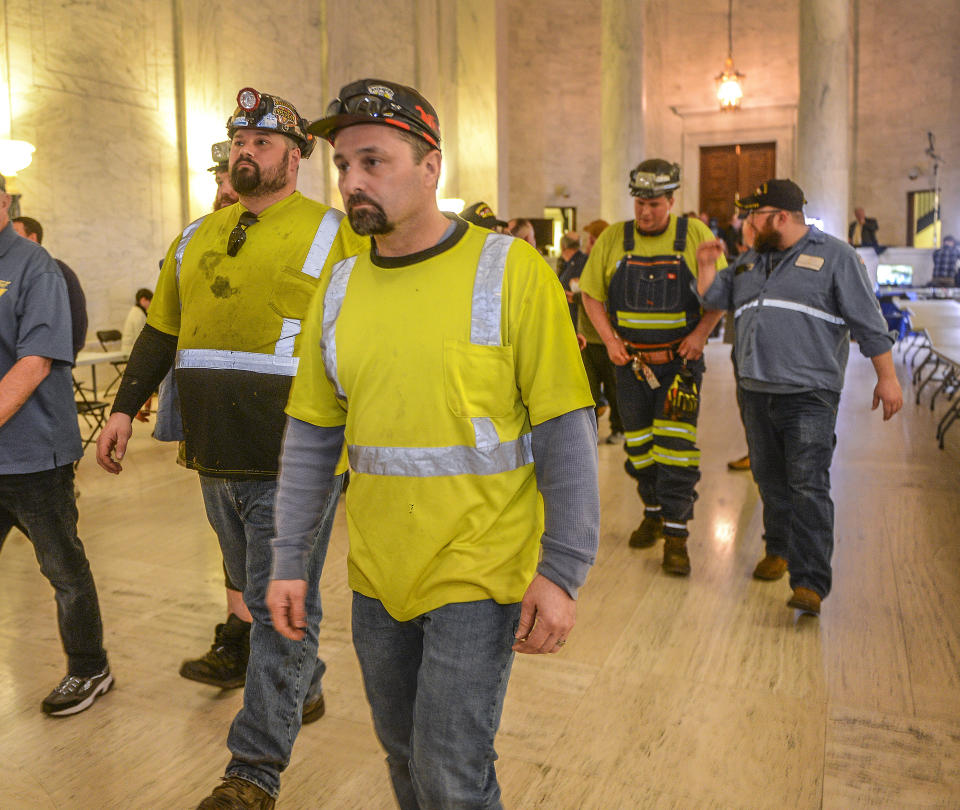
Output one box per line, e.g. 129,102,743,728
696,179,902,617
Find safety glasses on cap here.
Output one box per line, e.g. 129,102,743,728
227,211,258,257
318,81,441,147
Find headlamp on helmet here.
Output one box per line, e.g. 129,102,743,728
207,140,231,173
629,160,681,198
226,87,316,159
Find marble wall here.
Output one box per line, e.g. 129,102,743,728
0,0,955,337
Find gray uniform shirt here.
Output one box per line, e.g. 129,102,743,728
701,226,894,393
0,221,82,473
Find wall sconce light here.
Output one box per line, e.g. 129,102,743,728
716,0,744,111
0,138,35,178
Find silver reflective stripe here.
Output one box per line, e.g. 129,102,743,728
275,318,299,357
762,297,845,325
177,348,299,376
471,233,513,345
471,417,500,451
349,433,533,477
274,208,346,356
301,209,344,279
734,299,760,319
175,216,207,284
321,255,358,400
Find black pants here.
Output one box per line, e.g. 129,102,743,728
582,342,623,433
616,356,704,532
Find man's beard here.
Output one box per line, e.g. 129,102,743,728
347,192,393,236
230,151,288,197
753,223,784,253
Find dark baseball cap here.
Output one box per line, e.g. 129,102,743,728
736,179,806,212
461,201,506,230
310,78,440,148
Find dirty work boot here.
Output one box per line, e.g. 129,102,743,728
629,512,664,548
752,554,788,581
662,535,691,576
180,614,250,689
787,587,821,616
197,776,275,809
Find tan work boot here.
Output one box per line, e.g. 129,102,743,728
787,587,821,616
752,554,788,581
727,454,751,471
197,776,275,809
629,513,664,548
662,535,691,576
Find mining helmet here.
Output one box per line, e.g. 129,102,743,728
226,87,317,158
629,159,681,198
309,78,440,149
207,140,230,173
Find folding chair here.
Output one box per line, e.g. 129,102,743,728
96,329,126,397
74,379,109,463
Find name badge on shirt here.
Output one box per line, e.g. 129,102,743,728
795,254,824,271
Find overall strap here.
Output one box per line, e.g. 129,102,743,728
623,220,634,253
673,216,689,253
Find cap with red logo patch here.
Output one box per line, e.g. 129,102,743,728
310,78,441,149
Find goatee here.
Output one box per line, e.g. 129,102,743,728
347,192,393,236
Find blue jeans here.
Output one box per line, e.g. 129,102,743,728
352,593,520,810
0,465,107,676
740,388,839,598
199,473,343,797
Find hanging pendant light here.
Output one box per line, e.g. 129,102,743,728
716,0,745,110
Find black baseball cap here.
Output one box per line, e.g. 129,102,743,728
310,79,440,148
736,179,806,212
461,202,506,230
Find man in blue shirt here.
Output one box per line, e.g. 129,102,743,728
698,179,902,617
0,177,112,714
932,235,959,286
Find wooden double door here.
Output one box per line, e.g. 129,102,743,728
699,142,776,228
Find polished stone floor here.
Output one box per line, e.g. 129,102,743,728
1,342,958,808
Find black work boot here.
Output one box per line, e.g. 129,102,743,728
629,511,664,548
180,614,251,689
662,534,691,576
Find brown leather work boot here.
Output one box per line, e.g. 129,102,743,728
787,587,821,616
752,554,788,581
197,776,275,809
727,454,751,471
629,513,664,548
662,535,691,576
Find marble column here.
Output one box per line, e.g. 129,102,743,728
797,0,850,239
601,0,645,225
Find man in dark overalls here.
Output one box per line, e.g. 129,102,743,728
581,159,725,575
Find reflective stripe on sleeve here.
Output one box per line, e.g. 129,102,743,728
176,348,299,376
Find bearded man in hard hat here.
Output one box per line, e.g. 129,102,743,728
97,87,364,809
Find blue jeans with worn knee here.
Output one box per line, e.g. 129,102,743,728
352,593,520,810
199,473,343,797
740,388,839,598
0,465,107,676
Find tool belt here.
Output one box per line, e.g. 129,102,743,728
624,339,680,366
624,339,682,388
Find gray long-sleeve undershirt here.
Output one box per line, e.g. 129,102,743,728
271,406,600,599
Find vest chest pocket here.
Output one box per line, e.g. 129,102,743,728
444,339,517,419
269,267,319,320
619,256,685,312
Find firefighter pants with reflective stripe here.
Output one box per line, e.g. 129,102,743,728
615,355,703,529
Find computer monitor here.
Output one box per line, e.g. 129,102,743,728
876,264,913,286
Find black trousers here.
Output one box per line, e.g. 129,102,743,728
616,356,704,533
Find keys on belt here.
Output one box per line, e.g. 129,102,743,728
626,342,678,389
